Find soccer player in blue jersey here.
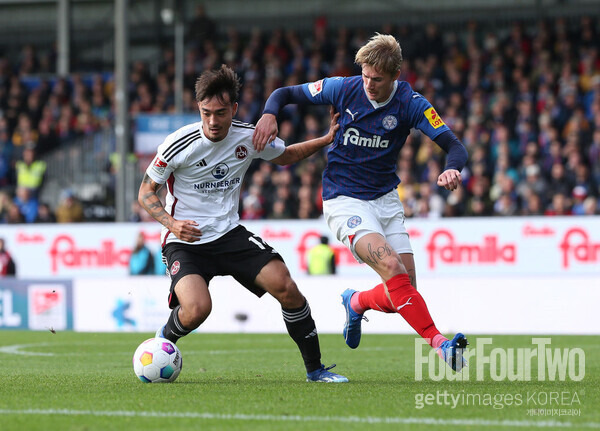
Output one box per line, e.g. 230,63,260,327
253,34,469,372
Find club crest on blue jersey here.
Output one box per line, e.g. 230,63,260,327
211,163,229,179
382,115,398,130
347,215,362,228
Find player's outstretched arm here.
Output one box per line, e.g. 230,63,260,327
437,169,462,191
270,109,339,166
434,130,468,191
253,113,278,152
253,85,311,151
138,174,202,242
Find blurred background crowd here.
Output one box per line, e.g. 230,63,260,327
0,5,599,224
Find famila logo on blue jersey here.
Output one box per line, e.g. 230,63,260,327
342,127,389,148
347,216,362,228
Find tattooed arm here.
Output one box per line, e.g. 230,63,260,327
269,109,339,166
138,174,202,242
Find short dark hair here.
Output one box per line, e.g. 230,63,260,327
195,64,241,105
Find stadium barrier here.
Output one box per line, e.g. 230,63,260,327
2,217,599,278
1,217,598,333
1,274,598,334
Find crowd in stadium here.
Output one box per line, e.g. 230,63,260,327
0,11,599,224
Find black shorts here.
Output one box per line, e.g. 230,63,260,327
162,225,283,308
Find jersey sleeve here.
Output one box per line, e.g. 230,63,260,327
145,136,180,184
301,77,345,105
407,91,451,140
257,136,286,161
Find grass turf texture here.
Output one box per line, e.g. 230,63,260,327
0,331,597,431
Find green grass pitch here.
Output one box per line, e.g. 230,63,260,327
0,331,598,431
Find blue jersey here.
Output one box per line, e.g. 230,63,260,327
301,76,450,200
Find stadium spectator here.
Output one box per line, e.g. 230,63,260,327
13,186,38,223
15,143,46,196
571,185,589,215
186,4,218,53
129,232,155,275
128,200,144,222
4,202,25,224
545,191,573,216
307,235,336,275
154,247,167,275
0,15,599,222
582,196,599,215
34,202,56,223
0,118,13,188
36,117,59,155
253,33,469,371
520,191,545,216
55,189,85,223
11,113,38,151
240,184,265,220
270,198,293,219
0,191,11,220
0,238,16,276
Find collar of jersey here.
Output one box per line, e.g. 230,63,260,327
200,122,231,143
365,80,398,110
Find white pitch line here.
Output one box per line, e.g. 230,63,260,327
0,343,408,357
0,409,598,428
0,343,54,356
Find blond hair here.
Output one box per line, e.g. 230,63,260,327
355,33,403,76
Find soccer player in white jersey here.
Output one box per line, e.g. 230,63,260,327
138,65,347,383
253,34,470,372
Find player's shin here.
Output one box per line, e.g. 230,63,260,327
385,274,441,347
356,283,396,313
282,300,322,373
162,305,193,344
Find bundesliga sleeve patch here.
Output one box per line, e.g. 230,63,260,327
151,156,168,174
307,79,324,97
424,107,446,129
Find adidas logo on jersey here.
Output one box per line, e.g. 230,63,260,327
196,159,207,167
342,127,389,148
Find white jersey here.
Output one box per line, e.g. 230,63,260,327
146,120,285,246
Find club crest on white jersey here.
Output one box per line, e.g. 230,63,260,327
235,145,249,159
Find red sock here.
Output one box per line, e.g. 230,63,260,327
357,283,396,313
385,274,441,346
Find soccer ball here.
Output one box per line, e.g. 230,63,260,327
133,337,182,383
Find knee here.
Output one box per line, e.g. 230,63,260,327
180,301,212,329
381,256,406,278
272,279,304,308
